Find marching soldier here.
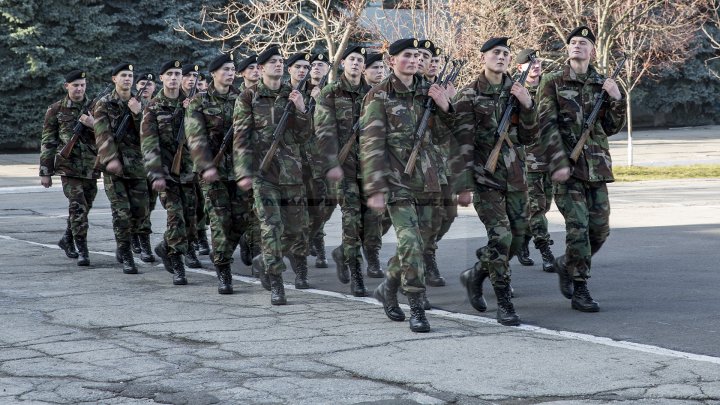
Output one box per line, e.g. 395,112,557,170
360,38,454,333
237,54,260,92
537,26,626,312
93,63,150,274
235,45,312,305
454,37,538,326
363,52,385,86
40,69,100,266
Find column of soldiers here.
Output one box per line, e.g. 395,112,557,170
40,24,625,334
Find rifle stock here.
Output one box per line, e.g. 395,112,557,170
337,121,360,165
213,126,233,168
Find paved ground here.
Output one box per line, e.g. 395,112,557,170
1,127,719,404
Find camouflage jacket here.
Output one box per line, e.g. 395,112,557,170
233,81,312,185
93,89,145,179
140,91,195,184
359,73,452,196
300,81,325,179
185,84,240,181
40,95,99,179
315,74,370,179
537,64,626,183
451,70,538,192
522,82,547,173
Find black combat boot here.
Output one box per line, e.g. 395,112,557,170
290,255,310,289
269,274,287,305
554,255,573,299
517,235,534,266
494,284,521,326
170,254,187,285
115,248,123,264
349,258,368,297
75,235,90,266
154,241,173,274
215,264,233,294
373,276,405,322
332,246,350,284
571,280,600,312
138,234,155,263
58,228,78,259
406,293,431,333
418,291,431,310
313,235,328,268
130,233,141,254
459,262,488,312
120,246,138,274
197,230,210,255
252,254,270,291
308,240,317,257
363,246,385,278
239,233,252,266
536,239,555,273
184,248,202,269
424,252,446,287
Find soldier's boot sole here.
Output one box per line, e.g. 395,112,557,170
58,236,78,259
373,281,405,322
459,267,487,312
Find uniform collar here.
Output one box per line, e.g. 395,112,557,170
563,63,605,85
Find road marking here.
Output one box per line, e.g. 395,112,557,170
2,233,720,366
0,185,63,195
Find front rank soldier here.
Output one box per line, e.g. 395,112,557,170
363,52,385,86
237,54,260,92
453,37,538,326
141,60,200,285
361,38,455,333
185,53,250,295
40,69,100,266
235,45,312,305
94,63,150,274
537,26,626,312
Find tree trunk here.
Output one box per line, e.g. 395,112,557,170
626,91,633,166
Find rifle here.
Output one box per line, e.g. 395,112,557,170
306,72,330,116
170,79,199,175
337,120,360,165
403,56,454,175
569,55,627,162
59,84,113,159
258,74,311,172
484,51,538,174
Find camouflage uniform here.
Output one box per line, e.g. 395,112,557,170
537,64,626,281
233,81,312,278
185,84,253,267
137,96,156,238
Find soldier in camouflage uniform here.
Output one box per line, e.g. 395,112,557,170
185,53,252,295
363,52,386,86
237,55,260,92
537,26,626,312
93,63,150,274
453,37,538,326
40,69,100,266
141,60,200,285
360,38,455,333
235,45,312,305
196,72,208,93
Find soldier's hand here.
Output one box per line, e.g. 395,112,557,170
183,99,191,108
552,167,571,183
511,82,533,109
128,98,142,115
152,178,166,192
289,90,306,112
603,78,622,101
80,114,95,128
428,84,450,113
106,158,123,175
458,191,472,207
202,167,219,183
40,176,52,188
445,82,457,99
310,86,321,99
237,177,253,191
367,192,386,212
326,166,343,181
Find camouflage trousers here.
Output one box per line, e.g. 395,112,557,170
136,179,157,235
60,176,98,239
200,180,252,266
433,183,458,244
385,189,441,294
103,174,149,250
526,171,553,245
338,176,383,266
159,181,198,255
194,180,208,232
554,179,610,280
253,179,308,276
304,167,336,243
473,185,529,288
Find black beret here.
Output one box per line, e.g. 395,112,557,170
198,71,208,82
311,53,329,64
182,63,199,76
135,72,154,82
388,38,419,56
286,52,311,67
516,49,538,65
64,70,86,83
159,60,182,75
342,46,366,60
567,25,596,45
418,39,441,56
364,52,383,68
480,37,511,53
208,53,234,73
237,55,258,72
111,63,133,76
257,45,282,65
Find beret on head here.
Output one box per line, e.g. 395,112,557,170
257,45,282,65
198,71,208,82
64,70,86,83
181,63,199,76
208,53,234,73
159,60,182,75
419,39,440,56
237,55,258,72
480,37,511,53
342,46,366,60
286,52,311,67
388,38,419,56
111,63,133,76
311,53,329,64
364,52,383,68
566,25,596,44
135,72,154,82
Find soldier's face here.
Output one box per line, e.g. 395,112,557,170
113,71,133,92
342,53,365,79
161,69,182,91
64,79,87,102
261,56,285,79
417,49,432,74
212,63,236,87
390,50,419,76
289,61,310,82
482,46,512,74
136,80,155,99
197,80,208,91
311,61,329,80
241,64,261,82
182,72,198,91
568,38,595,62
363,61,385,84
427,56,441,77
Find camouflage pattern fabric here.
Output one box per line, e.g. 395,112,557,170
60,177,98,238
200,179,252,266
523,82,546,173
526,171,553,245
93,90,145,179
102,175,149,249
435,183,458,242
159,182,198,255
337,177,382,267
195,180,208,233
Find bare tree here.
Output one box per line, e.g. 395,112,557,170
702,2,720,79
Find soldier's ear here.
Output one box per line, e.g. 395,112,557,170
340,60,346,70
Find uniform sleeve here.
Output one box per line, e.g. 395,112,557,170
184,95,214,173
448,87,477,192
517,100,539,146
232,91,255,181
93,99,119,166
601,96,627,137
314,85,339,174
140,103,163,182
359,90,389,196
536,75,570,175
39,104,60,176
286,105,312,144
